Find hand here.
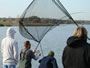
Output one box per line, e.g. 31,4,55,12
38,53,41,56
33,50,36,53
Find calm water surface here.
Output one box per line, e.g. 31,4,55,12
0,24,90,68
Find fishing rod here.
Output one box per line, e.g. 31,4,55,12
60,12,85,20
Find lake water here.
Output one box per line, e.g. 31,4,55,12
0,24,90,68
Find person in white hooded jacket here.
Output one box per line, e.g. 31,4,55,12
1,27,18,68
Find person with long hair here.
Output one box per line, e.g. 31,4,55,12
62,26,90,68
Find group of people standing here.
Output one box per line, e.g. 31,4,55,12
1,26,90,68
1,27,58,68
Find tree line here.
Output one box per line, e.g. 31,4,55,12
0,16,90,26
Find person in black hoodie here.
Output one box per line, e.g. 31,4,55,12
62,26,90,68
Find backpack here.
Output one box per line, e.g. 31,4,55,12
17,49,28,68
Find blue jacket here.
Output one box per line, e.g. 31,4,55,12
39,56,58,68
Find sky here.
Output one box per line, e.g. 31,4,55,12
0,0,90,20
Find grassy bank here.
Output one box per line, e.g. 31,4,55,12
0,17,90,26
0,21,19,26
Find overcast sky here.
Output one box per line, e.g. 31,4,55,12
0,0,90,20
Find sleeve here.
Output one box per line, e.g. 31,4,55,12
62,49,65,65
1,40,4,56
62,47,67,67
13,41,18,64
51,58,58,68
39,58,43,63
30,50,39,60
34,54,39,60
87,45,90,67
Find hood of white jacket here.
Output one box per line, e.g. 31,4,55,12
6,27,16,39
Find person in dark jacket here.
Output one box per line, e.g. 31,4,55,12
39,51,58,68
62,26,90,68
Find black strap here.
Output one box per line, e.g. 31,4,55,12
20,49,29,61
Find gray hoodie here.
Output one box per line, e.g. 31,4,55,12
1,27,18,65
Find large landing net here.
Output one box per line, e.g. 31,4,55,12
19,0,78,50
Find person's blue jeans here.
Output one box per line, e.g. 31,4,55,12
3,65,16,68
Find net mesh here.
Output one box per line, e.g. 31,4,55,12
19,0,75,43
